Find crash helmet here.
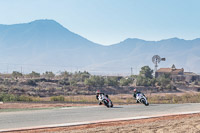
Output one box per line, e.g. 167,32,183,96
96,90,100,94
133,89,137,92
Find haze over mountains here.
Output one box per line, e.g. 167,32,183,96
0,19,199,75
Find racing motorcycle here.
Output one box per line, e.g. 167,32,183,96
98,94,113,108
136,93,149,106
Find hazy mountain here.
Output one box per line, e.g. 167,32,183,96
0,20,104,70
0,19,199,74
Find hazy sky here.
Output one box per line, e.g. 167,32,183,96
0,0,200,45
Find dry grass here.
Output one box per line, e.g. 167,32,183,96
148,93,200,104
1,93,200,108
60,93,200,104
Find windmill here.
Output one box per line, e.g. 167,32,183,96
152,55,166,74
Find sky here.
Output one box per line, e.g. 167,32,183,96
0,0,200,45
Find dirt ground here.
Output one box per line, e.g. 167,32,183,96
9,113,200,133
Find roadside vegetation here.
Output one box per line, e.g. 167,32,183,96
0,66,200,104
1,93,200,104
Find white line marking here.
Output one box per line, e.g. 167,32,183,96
60,106,100,110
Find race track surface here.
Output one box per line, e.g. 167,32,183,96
0,103,200,132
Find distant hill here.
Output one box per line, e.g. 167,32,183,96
0,19,200,74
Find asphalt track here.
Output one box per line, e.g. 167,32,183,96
0,103,200,132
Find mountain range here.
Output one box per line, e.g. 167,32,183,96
0,19,200,75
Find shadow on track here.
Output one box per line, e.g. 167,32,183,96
111,106,123,108
147,104,158,106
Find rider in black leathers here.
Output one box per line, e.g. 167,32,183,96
133,89,145,103
96,90,108,105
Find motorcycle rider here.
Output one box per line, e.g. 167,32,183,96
133,89,145,103
96,90,108,105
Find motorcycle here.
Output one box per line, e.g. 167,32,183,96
136,93,149,106
98,94,113,108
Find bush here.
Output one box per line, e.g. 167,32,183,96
2,79,12,86
84,76,105,87
194,81,199,85
12,71,23,79
60,71,70,79
157,74,172,89
26,79,37,86
119,78,132,86
43,71,55,79
0,93,34,102
50,96,65,101
17,95,33,102
136,75,156,86
105,77,119,86
58,80,70,86
0,93,17,102
69,78,78,86
28,71,40,78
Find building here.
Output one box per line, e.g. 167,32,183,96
155,64,184,80
155,64,200,82
183,72,200,83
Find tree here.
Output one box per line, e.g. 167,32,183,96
12,71,23,79
136,75,156,86
136,75,148,86
60,71,70,79
84,76,104,87
80,71,90,82
139,66,153,79
157,73,173,89
73,71,90,82
136,66,155,86
28,71,40,78
105,77,119,86
119,78,132,86
69,78,77,86
43,71,55,79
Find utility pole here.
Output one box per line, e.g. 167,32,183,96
21,66,23,74
131,67,133,75
7,64,9,74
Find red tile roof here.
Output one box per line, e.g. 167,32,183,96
156,68,184,74
156,68,171,73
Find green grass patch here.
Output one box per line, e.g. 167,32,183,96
0,107,56,113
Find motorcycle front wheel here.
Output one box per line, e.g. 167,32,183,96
104,101,109,108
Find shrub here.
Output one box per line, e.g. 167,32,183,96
84,76,105,87
119,78,132,86
17,95,33,102
26,79,37,86
157,73,172,89
0,93,17,102
50,96,65,101
0,93,38,102
12,71,23,79
69,78,77,86
58,80,70,86
60,71,70,79
43,71,55,79
28,71,40,78
105,77,119,86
